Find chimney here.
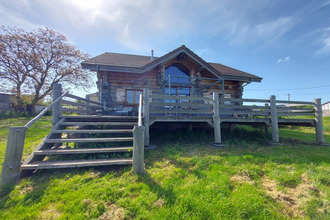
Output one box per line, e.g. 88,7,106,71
151,50,154,61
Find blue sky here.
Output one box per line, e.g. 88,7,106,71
1,0,330,103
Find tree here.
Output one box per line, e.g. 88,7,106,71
0,26,93,115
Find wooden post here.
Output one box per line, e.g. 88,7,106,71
138,94,143,126
0,127,27,186
314,98,324,144
52,83,62,127
270,95,279,143
213,92,221,144
264,103,269,134
133,126,145,175
143,88,150,146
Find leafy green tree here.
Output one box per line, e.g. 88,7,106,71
0,26,92,114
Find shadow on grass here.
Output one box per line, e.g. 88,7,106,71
137,172,177,206
148,127,330,167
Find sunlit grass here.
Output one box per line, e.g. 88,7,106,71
0,117,329,219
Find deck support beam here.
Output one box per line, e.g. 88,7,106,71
0,127,27,186
213,92,222,144
133,126,145,175
314,98,324,145
143,89,150,146
270,95,279,143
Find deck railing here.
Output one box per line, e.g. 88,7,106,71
141,88,324,146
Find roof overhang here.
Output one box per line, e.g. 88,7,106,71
82,45,262,83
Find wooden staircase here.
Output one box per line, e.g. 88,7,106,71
21,115,138,171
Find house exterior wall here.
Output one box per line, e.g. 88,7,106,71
97,65,244,109
98,70,158,108
322,102,330,116
0,94,12,111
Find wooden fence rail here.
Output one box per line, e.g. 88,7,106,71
143,91,324,145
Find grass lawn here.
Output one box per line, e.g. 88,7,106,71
0,117,329,219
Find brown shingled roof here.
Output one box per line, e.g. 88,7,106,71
208,62,260,79
84,52,157,68
82,45,262,82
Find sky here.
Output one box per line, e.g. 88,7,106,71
1,0,330,103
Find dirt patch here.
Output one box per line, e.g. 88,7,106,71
262,173,315,218
99,203,126,220
19,184,34,195
37,204,61,220
153,198,165,208
230,170,254,185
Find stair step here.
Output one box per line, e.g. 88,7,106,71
52,129,132,134
59,122,137,126
61,115,138,120
44,137,133,143
21,158,133,170
34,147,132,155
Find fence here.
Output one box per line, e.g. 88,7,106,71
141,88,324,146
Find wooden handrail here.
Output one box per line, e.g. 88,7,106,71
138,94,143,126
24,91,69,128
64,93,105,107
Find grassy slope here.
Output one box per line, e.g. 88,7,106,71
0,117,329,219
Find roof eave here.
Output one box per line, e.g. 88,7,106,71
142,46,223,79
81,63,143,73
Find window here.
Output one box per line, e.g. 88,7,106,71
126,90,142,104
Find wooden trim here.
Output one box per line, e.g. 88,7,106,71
62,108,95,114
149,109,212,114
64,93,103,106
62,100,101,110
220,105,266,110
150,102,212,108
150,94,212,101
220,111,269,116
276,100,314,105
277,112,315,117
222,98,270,103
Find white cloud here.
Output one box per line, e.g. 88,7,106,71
315,27,330,56
256,17,294,40
0,0,311,53
277,56,291,63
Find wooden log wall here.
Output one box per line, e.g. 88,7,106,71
99,70,158,106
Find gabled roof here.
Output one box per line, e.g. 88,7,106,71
83,52,154,68
82,45,262,82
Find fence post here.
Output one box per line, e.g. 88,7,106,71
133,126,145,175
213,92,221,144
264,103,269,134
314,98,324,144
143,88,150,146
270,95,279,143
0,127,27,186
52,83,62,127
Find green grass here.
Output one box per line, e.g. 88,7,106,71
0,117,329,219
0,117,52,170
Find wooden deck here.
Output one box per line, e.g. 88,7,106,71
140,89,319,146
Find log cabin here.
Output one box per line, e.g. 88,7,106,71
81,45,262,115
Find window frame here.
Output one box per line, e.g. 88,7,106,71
125,89,143,105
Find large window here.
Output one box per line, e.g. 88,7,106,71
126,90,142,104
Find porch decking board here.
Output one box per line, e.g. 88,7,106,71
21,158,133,170
52,129,132,134
59,122,138,126
34,147,132,155
44,137,133,143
